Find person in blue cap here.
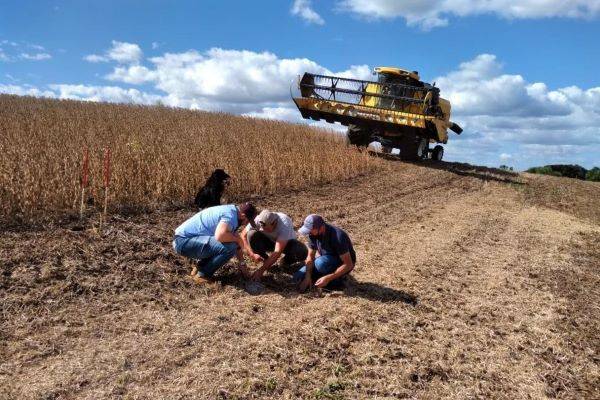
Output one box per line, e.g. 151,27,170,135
294,214,356,292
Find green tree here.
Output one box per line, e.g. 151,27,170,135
586,167,600,182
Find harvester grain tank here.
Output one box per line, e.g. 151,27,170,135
291,67,462,161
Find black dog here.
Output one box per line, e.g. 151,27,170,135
194,169,230,209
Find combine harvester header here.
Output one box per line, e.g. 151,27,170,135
292,67,462,161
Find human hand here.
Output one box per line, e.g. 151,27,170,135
298,276,312,292
239,263,252,279
252,268,265,281
314,275,332,288
250,253,264,263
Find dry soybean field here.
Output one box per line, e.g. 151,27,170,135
0,95,377,224
1,96,600,399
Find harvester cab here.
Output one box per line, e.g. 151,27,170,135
291,66,462,161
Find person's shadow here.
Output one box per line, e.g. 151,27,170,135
343,275,418,305
215,264,418,305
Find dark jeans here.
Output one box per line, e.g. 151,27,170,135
293,255,349,289
173,235,237,278
247,230,308,264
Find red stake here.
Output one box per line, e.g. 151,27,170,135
100,148,111,231
103,148,111,188
79,147,89,219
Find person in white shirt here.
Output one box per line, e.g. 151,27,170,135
241,210,308,281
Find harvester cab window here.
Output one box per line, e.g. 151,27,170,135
376,72,423,111
377,73,423,87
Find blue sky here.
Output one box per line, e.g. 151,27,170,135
1,0,600,170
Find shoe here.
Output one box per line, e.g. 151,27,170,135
190,274,214,285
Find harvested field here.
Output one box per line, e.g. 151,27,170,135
2,160,599,399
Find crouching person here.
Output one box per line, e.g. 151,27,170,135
172,203,257,284
294,214,356,292
242,210,308,281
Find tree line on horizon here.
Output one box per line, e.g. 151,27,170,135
525,164,600,182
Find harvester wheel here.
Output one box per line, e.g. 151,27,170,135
346,124,371,147
400,136,428,161
431,145,444,161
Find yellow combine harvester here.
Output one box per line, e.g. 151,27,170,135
291,67,462,161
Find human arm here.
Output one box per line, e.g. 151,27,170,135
240,226,263,262
214,221,243,248
298,247,317,292
252,239,287,280
314,252,354,288
235,247,252,278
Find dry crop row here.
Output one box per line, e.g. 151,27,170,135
0,95,381,224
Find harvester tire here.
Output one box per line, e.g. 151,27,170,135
432,145,444,161
346,124,371,147
400,136,428,161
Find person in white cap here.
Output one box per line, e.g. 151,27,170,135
295,214,356,292
241,210,308,281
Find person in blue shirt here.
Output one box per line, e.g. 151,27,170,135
173,202,257,284
294,214,356,292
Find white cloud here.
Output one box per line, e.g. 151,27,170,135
0,41,52,62
0,83,163,105
84,54,108,63
339,0,600,29
434,53,600,168
151,42,160,50
107,65,156,84
108,41,143,64
0,84,56,97
48,84,162,104
19,52,52,61
435,54,571,117
291,0,325,25
244,106,304,122
84,40,143,64
107,47,369,109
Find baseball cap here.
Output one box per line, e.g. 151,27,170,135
239,202,258,227
298,214,324,236
256,210,278,226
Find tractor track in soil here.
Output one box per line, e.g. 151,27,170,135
1,160,599,399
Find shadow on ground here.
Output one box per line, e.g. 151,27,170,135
216,264,418,305
344,275,418,305
369,151,523,185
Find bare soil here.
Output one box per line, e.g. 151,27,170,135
1,160,599,400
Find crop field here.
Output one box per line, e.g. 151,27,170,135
1,96,599,399
0,95,378,224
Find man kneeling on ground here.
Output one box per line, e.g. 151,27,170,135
173,203,257,284
295,214,356,292
242,210,308,281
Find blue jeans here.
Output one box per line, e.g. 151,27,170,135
293,255,346,287
173,235,238,278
